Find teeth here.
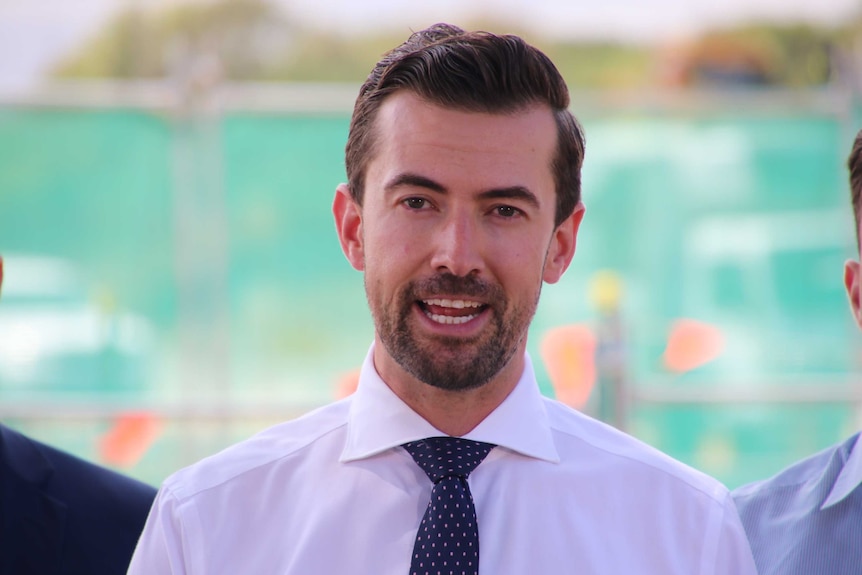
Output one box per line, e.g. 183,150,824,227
423,299,482,309
427,312,479,325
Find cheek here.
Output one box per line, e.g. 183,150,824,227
367,220,425,269
363,236,418,300
487,233,548,273
493,237,555,299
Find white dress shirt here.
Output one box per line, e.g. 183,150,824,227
129,346,757,574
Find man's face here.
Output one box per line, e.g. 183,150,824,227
334,91,582,394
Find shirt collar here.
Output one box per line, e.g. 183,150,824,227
821,432,862,509
340,344,559,464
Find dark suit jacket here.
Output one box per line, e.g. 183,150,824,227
0,423,157,575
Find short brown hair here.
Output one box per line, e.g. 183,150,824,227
849,129,862,247
345,23,585,227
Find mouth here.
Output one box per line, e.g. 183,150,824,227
418,298,488,325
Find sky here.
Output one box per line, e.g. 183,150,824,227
0,0,859,92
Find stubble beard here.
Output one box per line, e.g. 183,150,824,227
370,273,540,392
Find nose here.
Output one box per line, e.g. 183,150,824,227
429,212,484,277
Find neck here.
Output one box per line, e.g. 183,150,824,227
373,341,525,436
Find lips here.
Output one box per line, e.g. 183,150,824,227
419,298,487,325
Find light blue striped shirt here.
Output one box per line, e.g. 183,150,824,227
732,432,862,574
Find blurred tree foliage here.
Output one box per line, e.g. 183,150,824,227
541,43,653,88
53,0,861,89
54,0,297,81
672,24,837,87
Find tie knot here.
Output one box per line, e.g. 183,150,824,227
403,437,495,483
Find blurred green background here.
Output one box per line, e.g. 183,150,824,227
2,0,862,490
2,92,861,488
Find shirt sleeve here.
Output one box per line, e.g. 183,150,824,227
705,491,759,575
127,485,193,575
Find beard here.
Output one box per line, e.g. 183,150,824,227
369,272,540,392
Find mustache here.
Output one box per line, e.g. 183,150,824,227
409,273,498,300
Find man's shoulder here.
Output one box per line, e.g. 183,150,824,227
0,424,155,575
730,433,861,575
732,433,859,514
0,423,155,499
44,441,156,501
543,398,729,503
162,398,351,502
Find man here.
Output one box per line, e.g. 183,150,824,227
129,24,757,574
732,129,862,574
0,256,157,575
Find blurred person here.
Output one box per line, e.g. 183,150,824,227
0,256,157,575
129,24,757,574
732,130,862,574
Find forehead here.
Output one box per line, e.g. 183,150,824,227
367,91,558,193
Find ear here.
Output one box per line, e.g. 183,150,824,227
844,259,862,328
333,183,365,271
543,203,585,284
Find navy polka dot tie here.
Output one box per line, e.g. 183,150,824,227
402,437,495,575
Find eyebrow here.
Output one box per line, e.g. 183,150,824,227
385,173,446,194
384,172,541,209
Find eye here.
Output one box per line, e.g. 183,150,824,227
494,205,522,218
403,197,428,210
